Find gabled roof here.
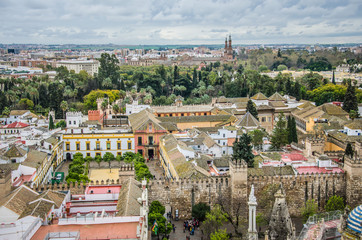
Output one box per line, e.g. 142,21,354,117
3,145,27,159
251,92,268,100
298,101,315,109
236,112,260,127
116,178,142,216
0,185,39,215
39,190,67,208
22,150,48,168
198,132,218,148
345,120,362,130
268,92,286,101
317,103,348,117
2,122,29,129
128,109,166,132
9,110,29,116
19,198,54,220
269,101,287,108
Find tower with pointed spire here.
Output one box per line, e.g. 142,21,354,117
248,185,258,240
223,34,234,61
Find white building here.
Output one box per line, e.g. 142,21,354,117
56,59,100,76
66,112,84,128
62,128,135,159
125,100,150,115
343,120,362,136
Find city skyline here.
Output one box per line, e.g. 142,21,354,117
0,0,361,45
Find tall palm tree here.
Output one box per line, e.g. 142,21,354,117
60,101,68,119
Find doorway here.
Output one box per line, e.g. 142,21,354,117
148,149,154,160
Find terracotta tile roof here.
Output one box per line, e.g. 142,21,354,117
251,92,268,100
213,157,230,167
318,103,349,117
236,112,260,127
157,114,233,123
19,198,54,220
22,150,48,169
128,109,166,132
152,104,213,113
195,155,212,171
3,145,27,159
116,178,142,216
159,122,178,131
345,120,362,130
0,185,39,215
9,110,29,116
198,132,218,148
268,92,286,101
269,101,287,108
39,190,67,208
44,137,58,145
298,101,315,109
2,122,30,129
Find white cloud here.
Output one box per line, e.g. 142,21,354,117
0,0,361,44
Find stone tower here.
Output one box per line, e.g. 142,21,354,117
304,137,325,157
267,185,296,240
229,159,248,215
248,185,258,240
0,165,11,199
119,165,135,184
343,140,362,208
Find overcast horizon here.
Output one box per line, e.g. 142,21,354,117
1,0,361,45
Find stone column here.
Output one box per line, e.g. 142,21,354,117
248,184,258,240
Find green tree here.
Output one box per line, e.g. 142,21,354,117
55,120,66,128
232,133,254,167
277,64,287,71
17,98,34,110
60,100,68,119
271,113,288,149
202,205,228,238
349,110,359,120
103,152,115,171
49,115,55,130
95,155,102,167
192,203,210,222
301,199,318,223
249,129,266,151
345,143,354,158
150,201,166,215
98,53,120,87
210,229,229,240
342,79,358,113
2,107,10,116
287,116,298,144
112,104,120,115
246,100,258,119
325,195,345,212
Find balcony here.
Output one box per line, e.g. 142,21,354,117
139,142,159,147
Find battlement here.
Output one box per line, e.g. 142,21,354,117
148,176,230,187
66,111,83,118
230,159,248,170
306,137,325,144
248,172,345,184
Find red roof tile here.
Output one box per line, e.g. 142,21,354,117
281,153,307,162
296,166,344,174
2,122,29,129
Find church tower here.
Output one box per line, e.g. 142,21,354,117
223,34,233,61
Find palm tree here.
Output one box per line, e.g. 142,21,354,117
60,100,68,119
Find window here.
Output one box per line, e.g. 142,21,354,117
127,141,132,149
149,123,152,131
223,142,225,145
73,121,76,125
148,136,153,145
138,137,142,145
86,142,90,150
76,142,80,151
86,153,90,157
218,140,220,144
96,152,101,156
138,149,143,155
66,142,70,151
181,113,184,116
117,152,122,156
69,121,71,125
117,142,121,150
262,117,266,122
223,134,225,137
106,141,111,150
268,117,271,122
96,141,100,150
231,131,233,133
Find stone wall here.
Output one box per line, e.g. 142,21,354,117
148,176,230,219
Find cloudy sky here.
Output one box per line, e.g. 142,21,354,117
1,0,361,45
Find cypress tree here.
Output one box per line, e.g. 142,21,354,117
342,79,358,113
292,117,298,143
287,116,293,144
232,133,254,167
49,115,55,130
345,143,354,158
332,71,336,85
246,100,258,119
